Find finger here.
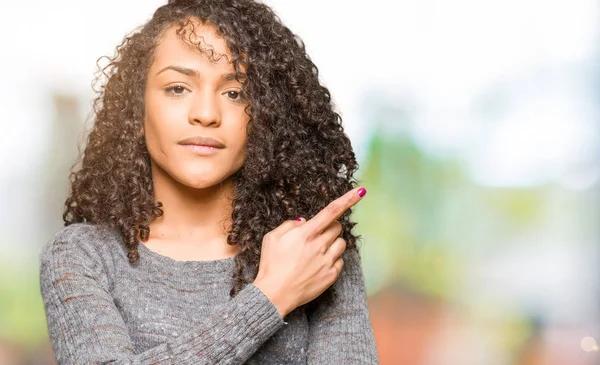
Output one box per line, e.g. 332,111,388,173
272,217,305,236
332,257,345,279
325,237,346,263
303,187,366,237
312,221,342,248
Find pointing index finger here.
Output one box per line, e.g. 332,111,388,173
303,187,367,236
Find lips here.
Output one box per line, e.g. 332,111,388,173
178,136,225,148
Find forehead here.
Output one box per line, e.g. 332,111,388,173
151,19,234,70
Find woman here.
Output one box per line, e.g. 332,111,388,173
39,0,379,363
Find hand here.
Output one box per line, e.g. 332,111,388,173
253,187,367,317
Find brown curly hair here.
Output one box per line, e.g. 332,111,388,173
63,0,361,305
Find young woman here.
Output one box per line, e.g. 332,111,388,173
39,0,379,363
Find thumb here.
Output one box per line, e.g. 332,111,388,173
272,217,306,237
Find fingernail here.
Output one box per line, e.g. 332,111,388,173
357,187,367,198
295,217,303,221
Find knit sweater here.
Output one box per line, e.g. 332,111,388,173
39,222,379,364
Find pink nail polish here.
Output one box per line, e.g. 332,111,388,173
357,187,367,198
295,217,303,221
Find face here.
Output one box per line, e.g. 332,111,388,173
143,20,249,190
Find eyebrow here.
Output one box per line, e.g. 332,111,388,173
156,65,246,81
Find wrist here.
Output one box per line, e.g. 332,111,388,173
253,278,293,318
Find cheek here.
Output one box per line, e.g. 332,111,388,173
143,114,166,156
228,118,249,161
143,97,183,152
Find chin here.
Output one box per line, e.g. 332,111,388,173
180,177,221,190
178,172,234,190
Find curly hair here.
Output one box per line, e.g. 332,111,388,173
63,0,361,307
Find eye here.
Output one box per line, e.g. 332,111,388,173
224,90,243,101
164,84,189,96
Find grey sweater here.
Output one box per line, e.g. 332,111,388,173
39,223,379,364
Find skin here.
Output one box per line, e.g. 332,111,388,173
139,17,367,318
142,20,249,261
254,186,366,317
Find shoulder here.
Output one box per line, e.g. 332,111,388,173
39,222,124,272
340,245,362,271
339,244,364,273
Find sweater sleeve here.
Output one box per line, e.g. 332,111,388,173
306,246,380,364
39,226,284,365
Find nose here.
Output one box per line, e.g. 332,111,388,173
189,88,221,127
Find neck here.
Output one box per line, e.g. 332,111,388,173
148,163,235,244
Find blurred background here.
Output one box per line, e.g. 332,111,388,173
0,0,599,364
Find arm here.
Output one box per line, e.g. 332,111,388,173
306,246,380,364
39,227,284,365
